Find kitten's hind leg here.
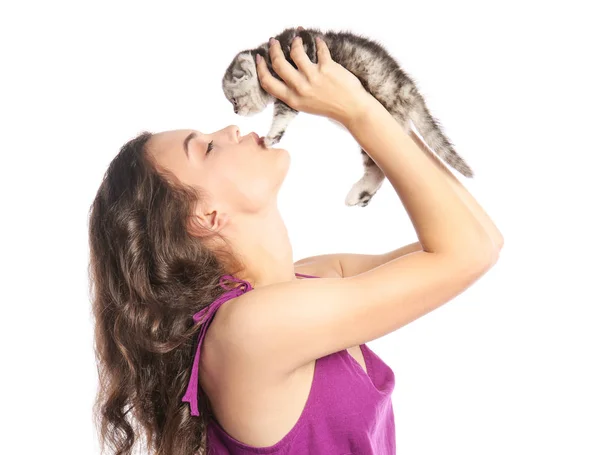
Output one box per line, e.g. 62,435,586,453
264,100,298,147
345,149,386,207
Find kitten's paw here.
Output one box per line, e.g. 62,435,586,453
263,132,283,147
345,185,374,207
345,178,383,207
263,136,278,148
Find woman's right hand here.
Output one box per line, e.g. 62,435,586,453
256,36,375,126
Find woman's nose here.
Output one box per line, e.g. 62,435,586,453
223,125,240,142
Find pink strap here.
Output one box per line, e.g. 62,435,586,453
181,272,319,416
181,275,252,416
294,272,319,278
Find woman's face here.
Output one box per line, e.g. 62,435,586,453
147,126,290,218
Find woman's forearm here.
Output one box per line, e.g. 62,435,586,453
343,96,497,263
407,130,504,251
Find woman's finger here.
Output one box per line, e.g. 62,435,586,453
268,38,306,90
255,53,294,103
290,36,316,79
315,36,332,66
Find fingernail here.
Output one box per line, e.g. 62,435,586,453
256,54,262,64
269,37,277,46
293,36,301,44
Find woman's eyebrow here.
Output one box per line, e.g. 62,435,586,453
183,132,197,158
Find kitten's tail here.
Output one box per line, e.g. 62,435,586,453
408,92,474,178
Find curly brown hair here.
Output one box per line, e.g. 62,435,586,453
88,131,246,454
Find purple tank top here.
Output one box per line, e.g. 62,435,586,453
182,273,396,454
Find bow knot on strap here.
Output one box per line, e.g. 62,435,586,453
181,275,253,416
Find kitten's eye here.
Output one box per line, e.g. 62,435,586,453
232,99,238,106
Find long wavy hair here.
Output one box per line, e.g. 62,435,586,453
88,131,246,454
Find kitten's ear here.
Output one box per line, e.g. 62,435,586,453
232,55,254,82
232,67,249,83
232,73,248,83
240,56,255,73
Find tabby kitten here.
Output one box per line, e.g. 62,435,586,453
222,26,473,207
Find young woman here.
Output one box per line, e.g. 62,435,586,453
89,36,502,455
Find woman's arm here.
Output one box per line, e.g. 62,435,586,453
295,131,503,278
343,96,497,261
408,129,504,250
295,241,423,278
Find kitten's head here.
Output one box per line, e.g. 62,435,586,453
222,51,272,116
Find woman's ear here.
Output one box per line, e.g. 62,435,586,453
189,209,230,237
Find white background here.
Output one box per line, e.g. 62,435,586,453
1,0,598,454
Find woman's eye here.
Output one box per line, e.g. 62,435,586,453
206,140,214,154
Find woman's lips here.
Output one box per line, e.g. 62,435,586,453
249,132,265,146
